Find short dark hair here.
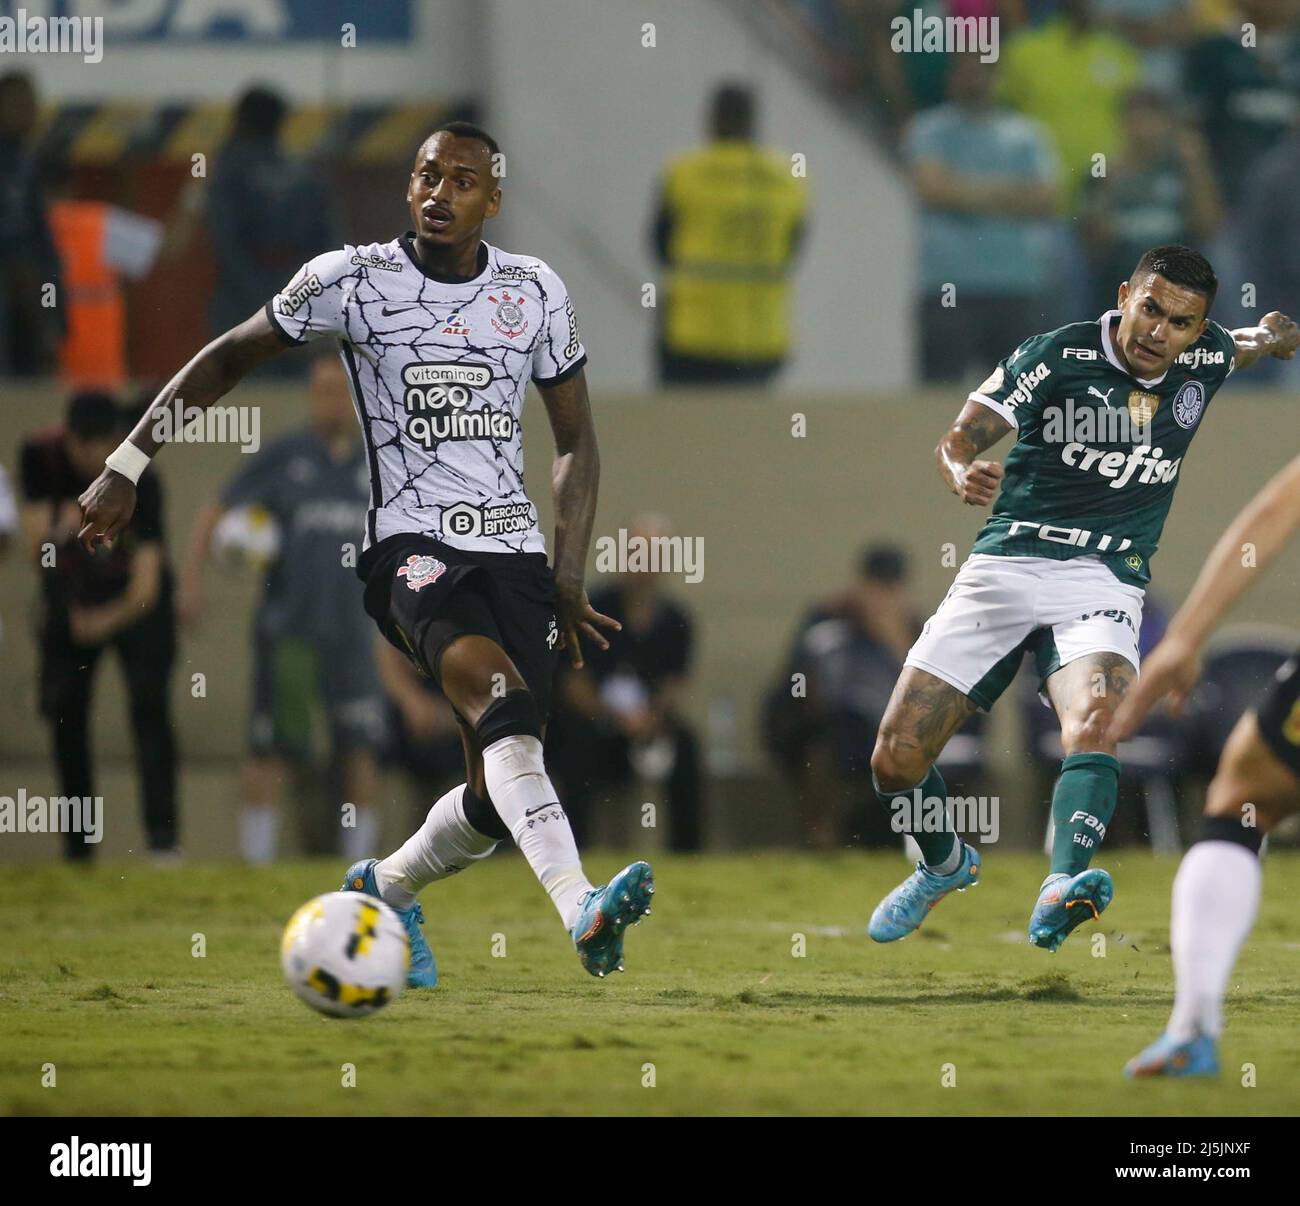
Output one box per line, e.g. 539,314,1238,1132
859,543,908,584
1130,244,1218,311
66,391,119,440
427,120,501,162
711,83,756,139
232,85,286,140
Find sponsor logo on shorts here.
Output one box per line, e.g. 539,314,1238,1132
396,554,447,592
276,273,323,316
1077,607,1136,632
441,500,534,541
546,617,559,649
1172,380,1205,429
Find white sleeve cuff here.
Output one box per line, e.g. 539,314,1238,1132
968,391,1019,430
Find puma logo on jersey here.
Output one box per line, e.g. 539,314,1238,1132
1087,386,1115,407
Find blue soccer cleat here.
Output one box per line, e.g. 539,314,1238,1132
1125,1032,1219,1079
341,857,438,989
1028,868,1113,952
868,842,981,943
572,861,654,977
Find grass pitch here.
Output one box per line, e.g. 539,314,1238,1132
3,850,1299,1116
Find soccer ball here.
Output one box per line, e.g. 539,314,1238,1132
280,891,409,1018
211,503,281,569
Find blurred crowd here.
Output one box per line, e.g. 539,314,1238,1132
773,0,1300,379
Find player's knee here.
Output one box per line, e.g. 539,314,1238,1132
438,635,527,721
1061,707,1116,756
474,687,541,749
871,733,928,792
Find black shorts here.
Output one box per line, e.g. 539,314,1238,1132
1256,649,1300,777
359,534,560,721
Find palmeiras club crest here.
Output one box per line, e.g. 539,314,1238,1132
489,291,529,338
396,554,447,592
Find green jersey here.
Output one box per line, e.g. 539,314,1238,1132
969,309,1237,586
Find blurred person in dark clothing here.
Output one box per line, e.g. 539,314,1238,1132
0,72,63,377
19,392,178,860
763,545,985,848
1239,123,1300,386
1186,0,1300,207
548,514,702,850
206,86,341,364
650,84,808,386
179,356,384,863
905,54,1061,382
1081,88,1223,316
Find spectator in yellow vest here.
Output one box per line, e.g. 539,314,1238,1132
651,84,808,385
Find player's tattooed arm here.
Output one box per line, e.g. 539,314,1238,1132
538,367,621,667
78,309,288,550
1230,311,1299,371
935,399,1012,506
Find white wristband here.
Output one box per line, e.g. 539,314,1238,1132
104,440,151,485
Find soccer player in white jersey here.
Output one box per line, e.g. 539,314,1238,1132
78,123,654,987
1109,452,1300,1077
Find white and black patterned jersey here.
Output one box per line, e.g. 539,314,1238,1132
265,234,586,555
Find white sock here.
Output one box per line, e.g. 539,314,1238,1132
1166,840,1262,1041
374,784,498,909
481,734,592,930
239,804,279,864
341,805,380,862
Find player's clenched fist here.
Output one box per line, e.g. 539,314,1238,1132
957,459,1003,506
1261,311,1299,359
77,469,137,551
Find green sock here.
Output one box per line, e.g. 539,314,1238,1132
874,764,959,870
1049,752,1120,877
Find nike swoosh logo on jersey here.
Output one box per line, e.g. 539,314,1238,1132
525,803,559,817
381,305,423,316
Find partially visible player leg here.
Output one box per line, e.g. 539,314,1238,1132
370,723,501,901
1030,652,1133,951
1127,709,1300,1078
867,667,983,942
437,634,653,976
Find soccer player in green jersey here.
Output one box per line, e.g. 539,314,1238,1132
867,245,1299,951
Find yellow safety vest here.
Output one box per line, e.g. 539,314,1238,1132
661,140,807,362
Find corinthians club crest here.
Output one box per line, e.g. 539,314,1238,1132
1127,390,1160,430
489,291,529,339
396,554,447,592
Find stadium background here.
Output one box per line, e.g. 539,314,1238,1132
2,0,1298,861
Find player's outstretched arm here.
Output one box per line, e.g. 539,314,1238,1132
77,309,288,551
935,399,1012,506
538,366,620,667
1111,451,1300,739
1230,311,1299,372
